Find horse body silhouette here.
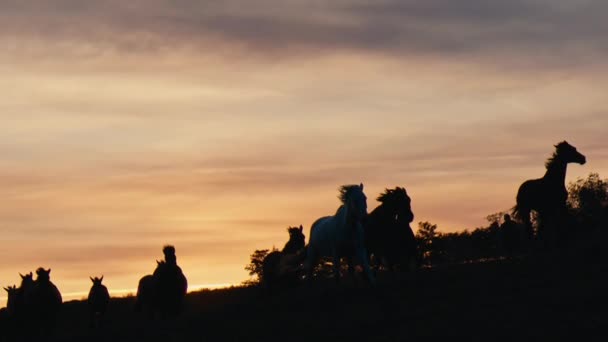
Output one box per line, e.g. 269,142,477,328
1,272,34,339
261,225,306,290
513,141,586,245
13,272,34,319
304,184,375,284
88,276,110,328
3,285,18,317
365,187,417,271
25,268,63,337
136,245,188,319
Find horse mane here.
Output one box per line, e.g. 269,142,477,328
338,184,362,204
545,141,569,169
377,187,408,203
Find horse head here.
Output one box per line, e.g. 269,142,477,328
555,141,586,165
90,276,104,286
4,285,18,313
284,225,306,253
35,268,51,283
3,285,17,295
339,183,367,222
163,245,177,265
378,187,414,223
19,272,34,286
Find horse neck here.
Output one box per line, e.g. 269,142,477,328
335,204,350,232
543,158,568,185
282,239,300,254
370,203,394,222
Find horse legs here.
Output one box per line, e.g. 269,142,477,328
355,246,375,286
303,248,317,283
332,250,341,283
518,207,534,251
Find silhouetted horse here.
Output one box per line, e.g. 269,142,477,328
365,187,417,271
261,225,306,290
15,272,34,318
3,285,18,317
2,272,34,332
304,184,375,285
88,276,110,328
135,245,188,319
25,268,63,337
513,141,586,247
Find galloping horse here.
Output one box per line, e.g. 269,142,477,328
365,187,416,271
304,184,375,285
261,225,306,290
513,141,586,246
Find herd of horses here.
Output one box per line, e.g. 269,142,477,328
261,140,588,288
261,184,417,290
0,140,589,335
1,245,188,338
2,268,62,338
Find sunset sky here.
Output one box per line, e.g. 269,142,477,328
2,0,608,303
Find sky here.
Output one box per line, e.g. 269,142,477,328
1,0,608,303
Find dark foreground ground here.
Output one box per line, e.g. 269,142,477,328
3,249,608,341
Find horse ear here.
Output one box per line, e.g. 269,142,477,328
90,276,94,282
47,268,51,274
3,287,8,292
20,273,24,279
360,183,364,190
100,275,104,282
299,225,303,232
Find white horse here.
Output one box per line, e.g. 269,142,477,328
304,183,375,285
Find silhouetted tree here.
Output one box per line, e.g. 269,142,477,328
568,173,608,231
416,221,439,266
244,249,273,285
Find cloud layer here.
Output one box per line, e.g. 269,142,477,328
2,0,608,68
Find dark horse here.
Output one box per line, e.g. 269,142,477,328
261,225,306,291
513,141,586,247
25,268,63,337
136,245,188,319
1,272,34,339
365,187,416,271
87,276,110,328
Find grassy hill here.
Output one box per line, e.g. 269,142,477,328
5,250,607,341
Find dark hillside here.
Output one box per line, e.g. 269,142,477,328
9,251,606,342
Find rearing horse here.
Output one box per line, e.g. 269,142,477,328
513,141,586,244
304,183,375,285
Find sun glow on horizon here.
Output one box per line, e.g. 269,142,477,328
0,283,236,306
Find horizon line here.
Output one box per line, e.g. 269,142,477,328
0,282,236,308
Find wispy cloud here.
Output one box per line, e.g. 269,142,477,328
1,1,607,68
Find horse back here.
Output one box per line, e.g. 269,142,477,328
88,285,110,310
